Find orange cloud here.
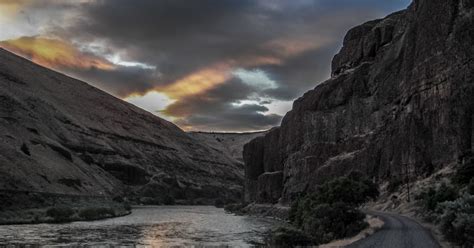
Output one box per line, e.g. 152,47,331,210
156,63,233,99
125,55,285,124
0,0,25,21
154,54,285,100
263,36,331,58
0,36,114,70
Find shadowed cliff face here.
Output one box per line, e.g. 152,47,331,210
244,0,474,204
0,48,243,205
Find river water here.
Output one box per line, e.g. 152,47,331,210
0,206,280,247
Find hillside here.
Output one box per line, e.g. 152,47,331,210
188,131,267,164
243,0,473,204
0,48,243,209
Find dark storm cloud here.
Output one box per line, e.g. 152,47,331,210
48,0,411,130
66,0,410,85
259,44,338,100
163,78,254,116
65,0,269,83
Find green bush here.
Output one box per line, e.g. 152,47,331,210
163,195,175,205
214,198,225,208
468,179,474,195
387,177,403,193
313,172,379,207
416,183,458,212
78,207,115,220
46,207,75,222
290,172,378,227
267,227,314,247
453,157,474,185
224,203,246,213
289,172,377,244
301,202,367,244
124,203,132,211
438,194,474,247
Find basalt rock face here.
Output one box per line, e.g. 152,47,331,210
0,48,243,206
244,0,474,204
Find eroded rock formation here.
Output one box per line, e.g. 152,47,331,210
244,0,474,204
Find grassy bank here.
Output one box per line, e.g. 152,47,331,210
0,204,131,225
0,191,131,225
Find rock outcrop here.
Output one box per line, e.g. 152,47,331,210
244,0,474,204
0,48,243,207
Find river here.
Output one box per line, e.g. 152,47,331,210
0,206,280,247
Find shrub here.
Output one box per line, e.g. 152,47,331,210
387,177,403,193
416,183,458,212
224,203,246,213
453,157,474,185
290,172,378,226
163,195,175,205
139,197,161,205
113,196,124,203
46,207,75,222
438,194,474,247
289,172,377,244
311,172,379,207
214,198,225,208
267,227,314,247
301,202,367,244
468,179,474,195
123,203,132,211
78,207,115,220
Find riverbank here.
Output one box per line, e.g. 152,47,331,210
0,190,130,225
232,203,290,220
0,206,131,225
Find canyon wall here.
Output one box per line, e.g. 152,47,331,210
0,48,243,207
244,0,474,204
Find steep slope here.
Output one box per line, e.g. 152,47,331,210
244,0,473,204
0,48,243,206
188,131,267,164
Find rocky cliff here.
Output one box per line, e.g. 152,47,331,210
0,48,243,207
244,0,473,204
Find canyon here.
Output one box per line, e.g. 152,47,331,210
0,47,244,214
243,0,474,204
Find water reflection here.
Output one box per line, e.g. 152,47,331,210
0,206,279,247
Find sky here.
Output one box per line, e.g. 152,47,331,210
0,0,411,132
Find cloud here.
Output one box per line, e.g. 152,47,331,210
233,69,277,90
124,91,175,121
0,0,411,131
157,63,233,99
161,78,282,131
0,36,114,70
0,36,160,98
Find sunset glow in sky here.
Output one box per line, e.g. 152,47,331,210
0,0,410,131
